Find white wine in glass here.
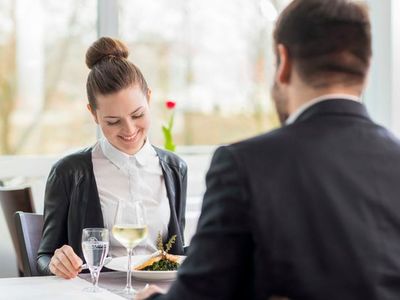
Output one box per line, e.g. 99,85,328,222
112,225,148,249
112,201,147,296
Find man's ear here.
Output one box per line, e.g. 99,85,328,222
276,44,292,84
87,104,99,124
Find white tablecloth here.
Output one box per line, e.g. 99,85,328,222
0,275,125,300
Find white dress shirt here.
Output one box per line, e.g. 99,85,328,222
92,138,170,257
285,93,360,125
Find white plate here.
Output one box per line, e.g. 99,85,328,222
106,255,185,281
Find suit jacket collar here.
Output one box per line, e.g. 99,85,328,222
153,147,186,254
293,98,371,124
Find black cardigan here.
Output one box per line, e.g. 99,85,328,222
37,146,187,275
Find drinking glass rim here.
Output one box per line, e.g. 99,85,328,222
83,227,109,232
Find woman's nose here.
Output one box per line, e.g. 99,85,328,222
122,119,136,134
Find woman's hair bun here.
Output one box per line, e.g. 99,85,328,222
85,37,129,69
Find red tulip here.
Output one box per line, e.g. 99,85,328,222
165,100,176,110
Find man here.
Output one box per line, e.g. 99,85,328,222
137,0,400,299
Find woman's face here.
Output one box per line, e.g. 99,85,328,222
89,85,151,155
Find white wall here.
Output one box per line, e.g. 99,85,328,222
364,0,400,137
390,0,400,136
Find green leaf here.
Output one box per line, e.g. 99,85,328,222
156,232,164,252
165,235,177,253
162,125,176,152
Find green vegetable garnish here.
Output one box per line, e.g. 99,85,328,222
143,258,179,271
144,233,180,271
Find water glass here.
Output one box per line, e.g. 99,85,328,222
81,228,109,292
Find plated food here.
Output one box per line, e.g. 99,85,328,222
135,234,180,271
106,233,185,280
106,255,185,280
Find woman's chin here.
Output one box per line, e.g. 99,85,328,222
117,139,145,155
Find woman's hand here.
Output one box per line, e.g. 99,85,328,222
49,245,83,279
134,284,165,300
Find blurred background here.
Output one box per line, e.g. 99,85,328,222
0,0,399,277
0,0,399,155
0,0,281,155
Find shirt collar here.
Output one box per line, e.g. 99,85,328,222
285,93,360,125
100,138,156,170
135,139,156,166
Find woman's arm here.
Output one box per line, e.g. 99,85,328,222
37,164,82,278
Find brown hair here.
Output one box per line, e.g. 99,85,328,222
274,0,372,87
85,37,149,109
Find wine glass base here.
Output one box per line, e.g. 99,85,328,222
83,286,102,293
112,287,138,298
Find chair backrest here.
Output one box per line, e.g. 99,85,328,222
0,186,35,275
14,212,43,276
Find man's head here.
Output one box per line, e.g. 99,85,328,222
271,0,372,123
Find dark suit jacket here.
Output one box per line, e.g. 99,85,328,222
151,99,400,300
37,146,187,275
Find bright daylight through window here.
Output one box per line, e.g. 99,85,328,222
0,0,294,155
0,0,97,155
0,0,398,154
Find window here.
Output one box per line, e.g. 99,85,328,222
119,0,283,147
0,0,97,155
0,0,398,155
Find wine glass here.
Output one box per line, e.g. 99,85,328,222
112,200,148,296
81,228,109,293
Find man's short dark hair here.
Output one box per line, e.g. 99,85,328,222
274,0,371,87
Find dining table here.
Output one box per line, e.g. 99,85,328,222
0,271,174,299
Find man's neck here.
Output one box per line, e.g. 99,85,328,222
287,84,363,116
285,93,361,125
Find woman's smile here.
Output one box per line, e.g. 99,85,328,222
90,86,151,155
118,131,140,143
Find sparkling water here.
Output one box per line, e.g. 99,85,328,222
82,241,109,272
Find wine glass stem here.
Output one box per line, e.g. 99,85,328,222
126,248,134,291
91,270,100,291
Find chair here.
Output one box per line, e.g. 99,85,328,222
14,212,43,276
0,186,35,276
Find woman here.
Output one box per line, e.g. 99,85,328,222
37,37,187,279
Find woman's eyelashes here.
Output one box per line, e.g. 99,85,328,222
105,114,144,126
132,113,144,120
106,120,120,126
